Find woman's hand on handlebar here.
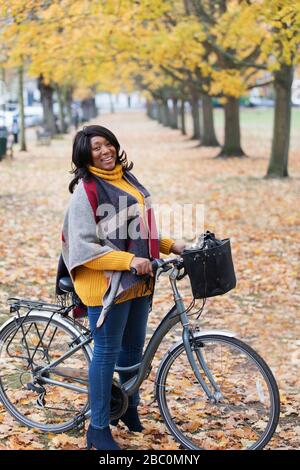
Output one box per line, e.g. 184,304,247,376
170,241,186,255
130,257,154,277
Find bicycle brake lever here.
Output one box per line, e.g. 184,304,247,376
155,266,165,281
155,263,174,281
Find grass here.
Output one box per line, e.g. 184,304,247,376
211,106,300,152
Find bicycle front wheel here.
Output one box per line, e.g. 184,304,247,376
0,313,92,433
156,334,280,450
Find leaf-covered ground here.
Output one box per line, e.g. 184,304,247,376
0,108,299,450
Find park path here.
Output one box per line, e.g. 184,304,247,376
0,109,299,449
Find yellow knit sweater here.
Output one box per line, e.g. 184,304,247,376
73,163,174,306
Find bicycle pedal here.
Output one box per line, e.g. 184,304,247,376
74,415,86,431
27,382,45,394
37,392,46,408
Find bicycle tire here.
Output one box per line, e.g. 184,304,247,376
155,334,280,450
0,312,92,433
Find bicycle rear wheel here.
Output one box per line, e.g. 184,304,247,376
156,334,280,450
0,313,92,433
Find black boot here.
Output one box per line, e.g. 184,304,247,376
111,406,144,432
86,424,121,450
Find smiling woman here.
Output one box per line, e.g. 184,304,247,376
60,124,185,450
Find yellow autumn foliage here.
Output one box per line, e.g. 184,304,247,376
0,0,299,99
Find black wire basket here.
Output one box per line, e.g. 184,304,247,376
182,232,237,299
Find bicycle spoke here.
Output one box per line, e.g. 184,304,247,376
156,335,279,450
0,315,91,432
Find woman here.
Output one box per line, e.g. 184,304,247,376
61,125,185,450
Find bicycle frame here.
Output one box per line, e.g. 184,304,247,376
4,264,237,405
120,265,236,403
1,259,280,448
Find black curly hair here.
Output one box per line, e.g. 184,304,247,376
69,125,133,193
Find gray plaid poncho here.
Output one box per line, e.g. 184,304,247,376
61,169,160,328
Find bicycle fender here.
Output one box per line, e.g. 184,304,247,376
193,329,237,338
0,310,93,360
166,329,238,353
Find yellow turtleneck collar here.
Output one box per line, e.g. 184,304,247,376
88,162,123,181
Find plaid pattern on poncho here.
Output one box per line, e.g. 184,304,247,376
60,169,160,328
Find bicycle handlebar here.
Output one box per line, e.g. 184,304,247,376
130,257,183,276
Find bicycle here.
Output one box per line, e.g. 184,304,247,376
0,255,280,450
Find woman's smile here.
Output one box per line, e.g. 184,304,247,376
101,156,114,163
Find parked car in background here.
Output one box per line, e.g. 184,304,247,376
22,105,43,127
292,79,300,106
248,88,275,107
0,110,17,131
248,96,275,107
0,105,43,131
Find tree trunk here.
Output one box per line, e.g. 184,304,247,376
81,99,89,122
266,65,293,178
218,96,245,157
180,99,186,135
18,66,26,151
201,94,219,146
55,85,67,134
108,93,115,113
148,100,157,120
157,102,163,123
37,74,57,136
81,98,97,121
162,99,172,126
90,97,98,118
171,97,179,129
190,91,201,140
146,99,151,118
64,87,73,129
153,101,159,120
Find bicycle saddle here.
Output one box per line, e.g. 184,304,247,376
58,276,74,293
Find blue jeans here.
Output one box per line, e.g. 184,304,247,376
88,296,150,429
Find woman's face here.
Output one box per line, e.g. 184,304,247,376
90,136,117,170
